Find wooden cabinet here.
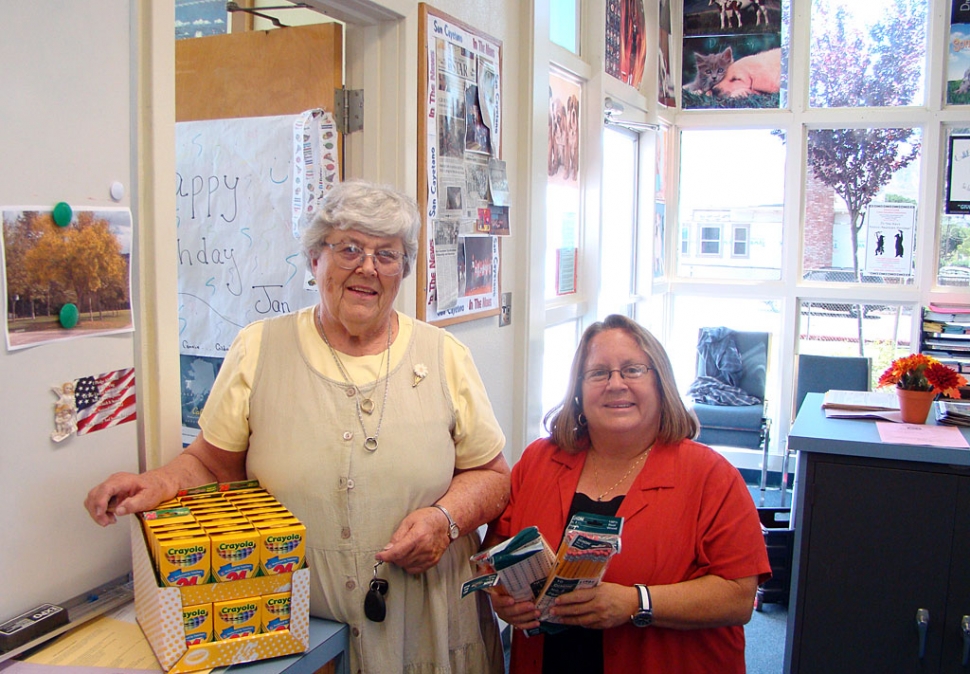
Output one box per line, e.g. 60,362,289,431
785,395,970,673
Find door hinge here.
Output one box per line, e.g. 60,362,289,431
334,87,364,134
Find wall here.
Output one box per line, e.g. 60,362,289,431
0,0,140,619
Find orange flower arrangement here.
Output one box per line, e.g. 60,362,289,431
877,354,967,398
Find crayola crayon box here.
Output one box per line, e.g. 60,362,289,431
131,483,309,673
181,603,212,646
260,593,291,632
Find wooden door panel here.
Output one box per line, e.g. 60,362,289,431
176,22,342,122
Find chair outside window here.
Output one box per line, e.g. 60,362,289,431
689,328,771,503
782,353,870,506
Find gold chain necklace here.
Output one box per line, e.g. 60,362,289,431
317,308,392,452
592,446,651,501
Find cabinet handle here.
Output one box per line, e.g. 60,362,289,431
961,615,970,666
916,608,929,660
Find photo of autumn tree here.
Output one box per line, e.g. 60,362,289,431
3,208,133,349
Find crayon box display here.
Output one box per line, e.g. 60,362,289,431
130,484,309,673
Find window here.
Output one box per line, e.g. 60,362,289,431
802,127,920,286
550,0,579,53
677,129,786,279
699,225,721,256
680,225,689,255
600,126,639,315
939,126,970,286
732,225,749,257
809,0,927,108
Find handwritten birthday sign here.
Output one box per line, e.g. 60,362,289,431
176,114,321,359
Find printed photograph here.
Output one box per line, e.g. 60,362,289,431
683,0,780,37
682,34,782,109
3,207,133,350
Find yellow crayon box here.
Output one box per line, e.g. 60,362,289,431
155,531,211,587
260,592,291,632
256,519,306,575
213,597,261,641
182,603,212,646
209,526,261,582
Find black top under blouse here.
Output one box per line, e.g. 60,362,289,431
541,491,623,674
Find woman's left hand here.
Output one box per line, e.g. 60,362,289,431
547,582,638,630
375,507,450,574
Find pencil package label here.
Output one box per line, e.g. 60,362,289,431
213,598,261,640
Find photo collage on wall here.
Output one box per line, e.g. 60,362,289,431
948,1,970,105
421,8,505,324
682,0,783,110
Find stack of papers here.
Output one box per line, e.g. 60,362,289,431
821,390,903,422
935,400,970,427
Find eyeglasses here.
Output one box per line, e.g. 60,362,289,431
324,242,406,275
582,364,654,385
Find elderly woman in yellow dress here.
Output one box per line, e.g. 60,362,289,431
85,180,511,674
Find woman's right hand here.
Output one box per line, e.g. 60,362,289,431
489,591,541,631
84,471,169,526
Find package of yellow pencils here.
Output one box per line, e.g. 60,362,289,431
532,512,623,629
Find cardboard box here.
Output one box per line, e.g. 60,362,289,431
130,518,309,673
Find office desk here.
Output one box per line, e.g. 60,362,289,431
784,393,970,673
224,618,348,674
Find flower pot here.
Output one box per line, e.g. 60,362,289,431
896,388,937,424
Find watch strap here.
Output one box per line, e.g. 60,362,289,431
432,503,460,540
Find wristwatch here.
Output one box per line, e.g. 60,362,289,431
432,504,460,540
631,584,653,627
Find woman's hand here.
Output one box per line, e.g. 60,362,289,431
547,582,639,630
376,507,451,574
489,592,541,631
84,471,170,526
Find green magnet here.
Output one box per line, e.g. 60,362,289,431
52,202,73,227
59,303,79,329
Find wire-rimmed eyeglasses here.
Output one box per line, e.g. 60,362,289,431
324,242,406,275
582,364,654,385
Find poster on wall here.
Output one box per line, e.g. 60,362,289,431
176,112,333,437
863,202,915,276
658,0,676,107
946,135,970,213
948,1,970,105
2,206,134,351
681,0,782,110
605,0,646,90
418,4,503,325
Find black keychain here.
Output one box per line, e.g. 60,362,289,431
364,560,388,622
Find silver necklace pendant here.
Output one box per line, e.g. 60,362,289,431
360,398,375,415
364,436,379,451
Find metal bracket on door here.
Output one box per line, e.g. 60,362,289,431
334,88,364,134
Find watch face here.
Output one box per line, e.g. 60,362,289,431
632,610,652,627
449,523,460,539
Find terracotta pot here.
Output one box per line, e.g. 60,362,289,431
896,388,937,424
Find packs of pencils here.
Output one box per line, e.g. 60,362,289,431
533,512,623,626
462,526,556,601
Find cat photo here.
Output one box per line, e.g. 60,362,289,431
682,37,782,110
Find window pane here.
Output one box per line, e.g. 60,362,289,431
550,0,579,53
809,0,927,108
803,127,921,286
542,320,580,418
677,129,786,279
797,301,914,391
939,126,970,287
601,127,639,315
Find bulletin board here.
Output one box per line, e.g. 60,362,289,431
417,4,505,326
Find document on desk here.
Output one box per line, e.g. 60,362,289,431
14,603,163,673
876,422,970,448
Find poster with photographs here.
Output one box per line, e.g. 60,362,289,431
604,0,647,90
549,72,581,186
418,4,503,325
948,0,970,105
682,0,782,110
658,0,676,107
